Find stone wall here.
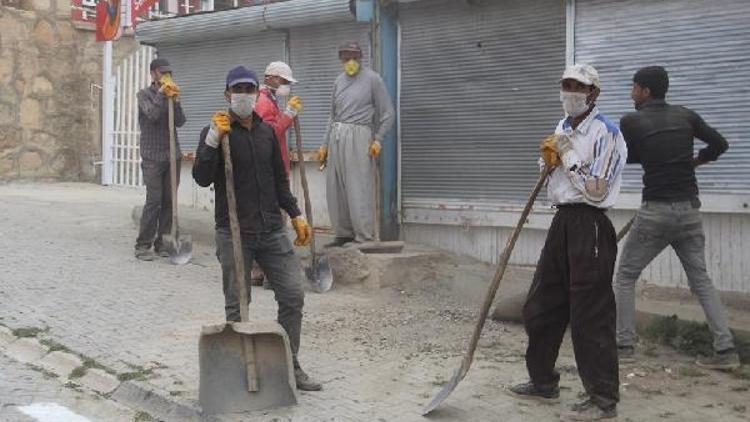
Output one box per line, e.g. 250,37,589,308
0,0,138,182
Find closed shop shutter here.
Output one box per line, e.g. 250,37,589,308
400,0,566,204
288,22,371,149
575,0,750,193
156,31,286,151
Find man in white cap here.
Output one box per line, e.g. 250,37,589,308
251,61,303,285
509,64,627,421
317,41,394,246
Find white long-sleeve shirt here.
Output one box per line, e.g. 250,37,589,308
546,106,627,209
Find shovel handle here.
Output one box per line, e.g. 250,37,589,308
459,166,552,374
220,134,249,323
168,99,179,240
292,117,316,263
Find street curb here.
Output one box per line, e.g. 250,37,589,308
112,380,202,422
0,330,205,422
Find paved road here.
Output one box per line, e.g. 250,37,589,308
1,183,748,422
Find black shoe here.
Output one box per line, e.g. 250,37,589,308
154,247,171,258
324,237,354,248
508,381,560,401
561,399,617,421
294,367,322,391
696,348,741,370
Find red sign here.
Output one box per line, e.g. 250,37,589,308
96,0,122,41
131,0,159,26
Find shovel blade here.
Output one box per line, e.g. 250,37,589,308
305,255,333,293
422,367,466,416
199,322,297,415
164,234,193,265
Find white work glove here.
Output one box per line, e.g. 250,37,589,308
555,133,581,171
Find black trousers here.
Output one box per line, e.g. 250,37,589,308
522,204,620,409
135,159,181,250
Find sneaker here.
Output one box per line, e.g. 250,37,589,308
618,346,635,363
508,381,560,401
135,248,156,261
324,237,354,248
560,399,617,421
696,348,741,371
294,367,322,391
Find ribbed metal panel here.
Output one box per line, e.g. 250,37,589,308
399,0,566,203
575,0,750,194
136,0,353,44
156,32,286,150
289,22,371,148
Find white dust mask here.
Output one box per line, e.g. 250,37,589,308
230,93,257,119
275,84,291,97
560,91,589,117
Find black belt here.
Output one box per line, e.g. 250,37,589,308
554,203,605,213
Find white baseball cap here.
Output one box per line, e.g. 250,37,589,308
264,61,297,84
561,63,600,88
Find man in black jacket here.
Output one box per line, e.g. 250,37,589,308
616,66,738,370
192,65,321,391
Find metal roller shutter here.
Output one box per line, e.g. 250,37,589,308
289,22,371,149
156,31,286,151
575,0,750,193
400,0,566,204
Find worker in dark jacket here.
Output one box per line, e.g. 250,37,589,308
192,65,321,391
615,66,738,369
134,58,185,261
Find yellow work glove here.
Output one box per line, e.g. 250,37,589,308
317,145,328,163
212,111,232,137
291,216,312,246
287,96,302,113
159,75,180,98
539,134,560,168
368,140,382,158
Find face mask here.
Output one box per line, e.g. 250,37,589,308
275,84,291,97
560,91,590,117
344,59,360,76
230,93,257,119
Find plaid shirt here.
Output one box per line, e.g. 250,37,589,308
137,84,186,161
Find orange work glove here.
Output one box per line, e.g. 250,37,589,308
317,145,328,163
539,134,560,168
368,140,382,158
159,74,181,98
291,216,312,246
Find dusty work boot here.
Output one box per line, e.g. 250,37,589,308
135,247,156,261
560,399,617,421
294,367,322,391
154,246,171,258
508,381,559,401
618,345,636,364
696,348,741,370
324,237,354,248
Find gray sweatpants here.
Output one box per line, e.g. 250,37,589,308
615,200,735,352
215,227,305,366
326,122,375,242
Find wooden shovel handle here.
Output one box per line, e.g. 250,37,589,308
293,117,316,262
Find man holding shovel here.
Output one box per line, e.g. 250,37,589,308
317,42,394,246
615,66,738,369
192,65,321,391
509,64,627,421
134,58,185,261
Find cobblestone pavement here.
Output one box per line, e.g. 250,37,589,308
1,183,749,422
0,355,134,422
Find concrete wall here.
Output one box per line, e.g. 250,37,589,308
403,201,750,295
0,0,138,181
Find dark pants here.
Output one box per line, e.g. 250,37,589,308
522,204,620,409
215,227,304,367
135,159,180,250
